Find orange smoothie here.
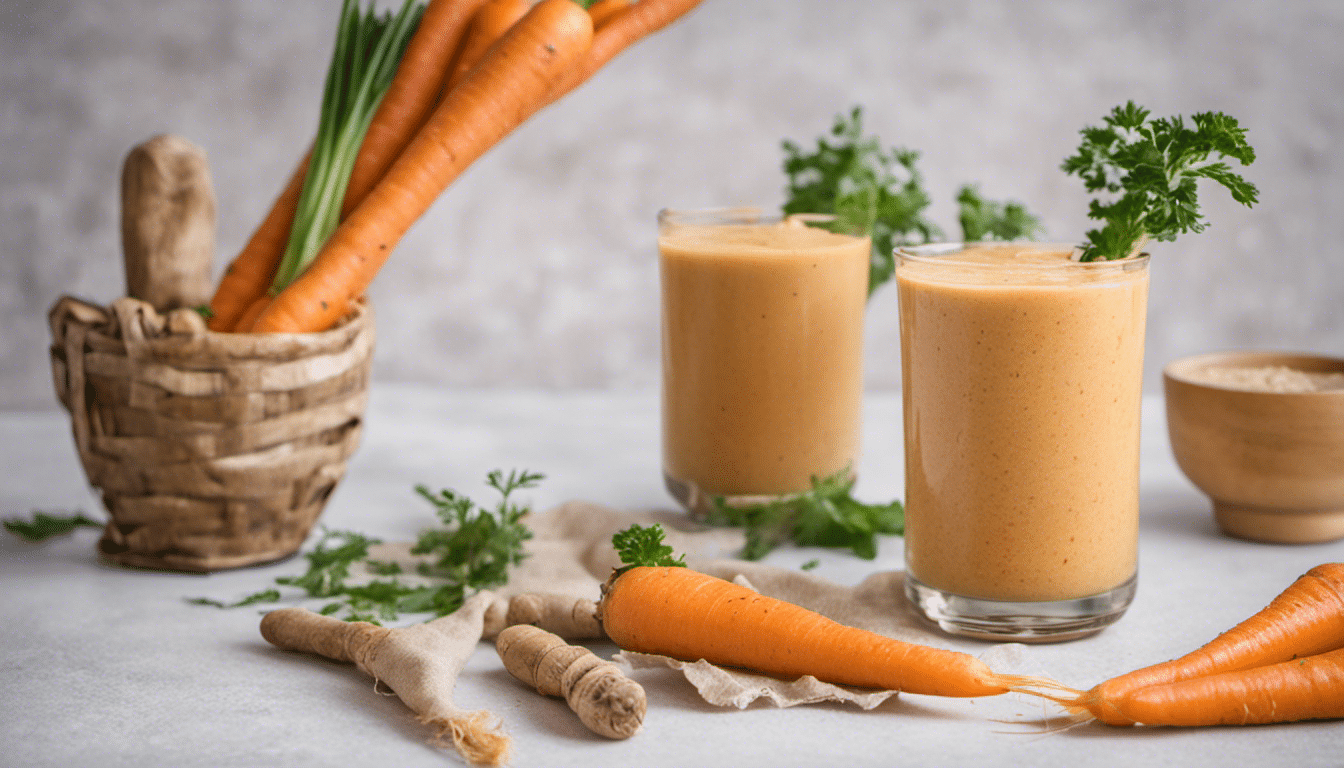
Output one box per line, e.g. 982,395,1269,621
897,243,1149,604
659,211,869,507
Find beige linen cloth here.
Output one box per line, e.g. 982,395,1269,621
362,500,1027,709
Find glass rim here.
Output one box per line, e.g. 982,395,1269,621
896,241,1150,271
657,206,848,231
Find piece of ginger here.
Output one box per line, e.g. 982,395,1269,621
483,592,604,640
496,624,645,739
260,592,508,765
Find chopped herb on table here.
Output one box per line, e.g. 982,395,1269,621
190,469,541,624
3,511,103,542
704,468,904,561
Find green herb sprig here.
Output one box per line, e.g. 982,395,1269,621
612,523,687,569
956,184,1045,243
1062,101,1258,261
782,107,942,296
782,107,1045,294
190,469,541,624
705,468,904,561
3,511,103,542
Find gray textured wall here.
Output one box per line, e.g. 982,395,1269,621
4,0,1342,409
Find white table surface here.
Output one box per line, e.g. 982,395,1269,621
2,385,1342,768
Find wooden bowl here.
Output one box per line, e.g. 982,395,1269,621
1164,351,1344,544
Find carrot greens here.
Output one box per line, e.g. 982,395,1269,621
1062,101,1258,261
270,0,425,292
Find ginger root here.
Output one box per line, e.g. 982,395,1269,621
260,592,508,765
120,134,215,311
483,592,604,640
497,624,645,739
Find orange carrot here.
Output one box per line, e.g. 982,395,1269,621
545,0,704,106
442,0,531,91
599,566,1026,698
205,153,308,331
253,0,593,334
232,294,272,334
341,0,491,220
586,0,631,29
1068,563,1344,725
1090,647,1344,726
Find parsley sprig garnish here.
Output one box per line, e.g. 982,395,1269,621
1062,101,1258,261
191,469,541,623
782,107,941,295
956,184,1044,243
704,468,904,561
783,106,1044,294
612,523,687,569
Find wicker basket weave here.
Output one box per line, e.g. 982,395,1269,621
48,295,375,572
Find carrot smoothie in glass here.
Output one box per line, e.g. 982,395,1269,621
659,208,869,513
897,242,1149,641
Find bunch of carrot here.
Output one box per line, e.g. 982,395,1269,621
601,526,1344,726
1026,562,1344,727
208,0,703,334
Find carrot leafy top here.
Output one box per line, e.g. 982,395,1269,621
612,524,687,569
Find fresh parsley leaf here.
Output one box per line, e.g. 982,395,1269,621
187,589,282,608
783,106,941,295
612,524,687,568
800,559,820,571
705,468,904,561
1062,101,1258,261
274,528,381,598
411,468,540,594
189,470,541,622
3,511,102,542
956,184,1045,242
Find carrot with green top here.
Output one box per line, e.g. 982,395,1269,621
205,154,307,331
253,0,593,334
341,0,490,220
599,525,1043,698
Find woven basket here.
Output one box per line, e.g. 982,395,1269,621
48,295,375,572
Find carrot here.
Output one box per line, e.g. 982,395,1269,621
1090,647,1344,726
599,565,1024,698
232,294,272,334
442,0,531,92
1071,563,1344,725
586,0,632,29
340,0,491,220
253,0,593,334
544,0,704,106
205,153,308,331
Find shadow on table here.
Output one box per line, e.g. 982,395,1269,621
1139,486,1224,543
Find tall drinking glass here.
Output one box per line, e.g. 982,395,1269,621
897,242,1149,641
659,208,869,514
